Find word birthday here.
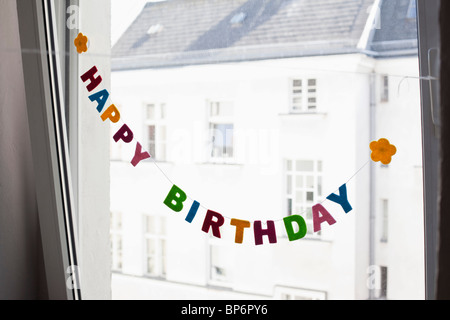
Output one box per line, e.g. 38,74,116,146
163,183,353,246
80,66,151,167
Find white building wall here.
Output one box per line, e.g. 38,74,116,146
110,53,423,300
373,57,425,300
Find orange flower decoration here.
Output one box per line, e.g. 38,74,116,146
74,33,88,54
370,138,397,165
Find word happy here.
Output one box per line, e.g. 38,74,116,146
80,65,354,246
80,66,152,167
164,183,353,246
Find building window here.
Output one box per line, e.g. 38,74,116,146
380,75,389,102
143,215,167,278
380,266,388,299
144,103,167,161
406,0,417,19
110,211,123,271
209,242,233,286
285,159,323,237
275,286,327,300
290,78,317,112
208,101,234,160
380,199,389,242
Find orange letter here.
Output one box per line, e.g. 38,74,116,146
230,219,251,244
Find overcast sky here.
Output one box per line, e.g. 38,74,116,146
111,0,159,45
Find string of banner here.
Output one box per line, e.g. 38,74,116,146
75,33,398,246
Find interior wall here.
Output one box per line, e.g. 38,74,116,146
0,0,46,299
437,0,450,300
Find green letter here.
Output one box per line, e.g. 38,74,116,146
163,185,187,212
283,215,307,241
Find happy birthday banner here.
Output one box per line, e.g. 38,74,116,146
75,33,397,246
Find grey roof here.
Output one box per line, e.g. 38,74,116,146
112,0,418,71
367,0,418,54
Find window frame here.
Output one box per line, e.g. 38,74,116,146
207,100,235,163
16,0,441,300
417,0,441,301
142,214,168,278
17,0,81,300
285,159,324,240
289,77,318,113
143,102,167,162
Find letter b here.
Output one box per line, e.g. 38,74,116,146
163,185,187,212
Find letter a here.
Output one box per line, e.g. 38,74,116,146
312,204,336,233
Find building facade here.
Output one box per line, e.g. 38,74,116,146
109,0,424,300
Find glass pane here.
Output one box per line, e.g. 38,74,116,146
296,160,314,172
296,191,304,203
287,175,292,194
306,175,314,188
147,239,156,256
317,176,323,196
146,216,155,234
147,104,155,120
108,0,425,301
286,160,292,171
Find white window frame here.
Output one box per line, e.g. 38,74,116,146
143,214,167,278
274,286,327,300
207,239,234,288
207,100,235,163
285,159,323,239
143,102,167,162
110,212,123,272
18,0,112,299
289,78,318,113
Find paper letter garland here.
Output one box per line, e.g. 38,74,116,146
77,34,398,247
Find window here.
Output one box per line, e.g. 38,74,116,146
208,101,234,160
380,199,389,242
209,243,233,286
285,160,323,237
290,78,317,112
275,286,327,300
407,0,417,19
143,215,167,278
376,266,388,299
144,103,167,161
110,212,123,271
381,75,389,103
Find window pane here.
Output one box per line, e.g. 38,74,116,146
296,160,314,172
109,0,425,301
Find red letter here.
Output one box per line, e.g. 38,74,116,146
201,210,225,238
254,220,277,245
80,66,102,92
131,142,151,167
312,204,336,232
113,124,134,143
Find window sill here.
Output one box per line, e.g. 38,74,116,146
278,234,332,243
200,160,243,166
279,112,327,117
